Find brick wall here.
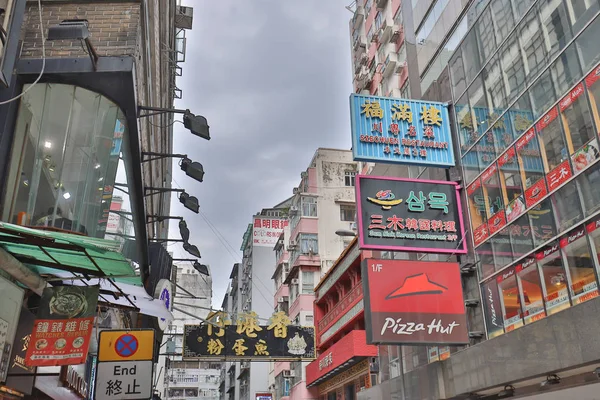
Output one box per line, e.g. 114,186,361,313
20,2,141,58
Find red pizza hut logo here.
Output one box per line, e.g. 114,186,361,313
501,269,515,281
543,244,559,257
567,228,585,244
596,67,600,77
522,258,536,269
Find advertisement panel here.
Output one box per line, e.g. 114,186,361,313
252,217,288,247
362,259,469,345
356,175,466,254
350,94,455,167
26,286,99,367
3,307,36,396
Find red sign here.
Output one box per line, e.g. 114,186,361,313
535,107,559,132
546,159,572,191
585,65,600,88
487,210,507,236
498,147,516,167
560,226,586,248
516,128,536,151
362,259,468,345
559,83,585,112
467,179,481,196
535,242,559,260
524,179,548,208
481,163,498,183
25,286,98,367
587,217,600,233
473,223,489,247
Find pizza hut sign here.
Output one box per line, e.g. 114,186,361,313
362,259,469,345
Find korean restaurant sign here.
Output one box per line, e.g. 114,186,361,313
25,285,99,367
253,217,288,247
183,311,315,361
356,175,466,254
349,94,455,167
362,259,469,345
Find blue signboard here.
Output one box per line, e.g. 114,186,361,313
350,94,456,167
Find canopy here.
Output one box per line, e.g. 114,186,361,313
0,222,139,282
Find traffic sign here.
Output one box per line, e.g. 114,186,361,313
94,360,153,400
98,330,154,362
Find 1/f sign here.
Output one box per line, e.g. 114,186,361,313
372,263,383,272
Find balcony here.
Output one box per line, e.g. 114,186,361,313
381,53,397,77
377,19,393,44
318,284,363,333
352,5,365,29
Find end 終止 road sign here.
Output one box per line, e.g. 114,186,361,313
94,360,153,400
98,330,154,362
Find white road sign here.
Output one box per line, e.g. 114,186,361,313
94,360,153,400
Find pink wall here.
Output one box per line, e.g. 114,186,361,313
289,381,318,400
274,285,289,308
307,168,318,193
392,0,401,16
289,294,315,319
364,3,376,33
274,361,290,377
276,250,289,268
291,217,318,242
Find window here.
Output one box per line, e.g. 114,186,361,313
457,92,477,157
561,226,598,304
528,198,557,247
449,51,467,99
374,12,383,31
490,226,514,269
340,204,356,222
576,19,600,74
477,242,496,278
481,163,505,219
476,8,497,63
530,70,557,118
497,267,524,332
4,83,134,241
468,77,490,138
481,279,505,338
467,178,487,234
517,258,547,324
498,146,526,222
501,35,527,103
344,171,357,186
300,234,318,255
301,196,317,217
551,180,583,232
589,218,600,270
462,29,481,83
516,129,546,201
560,84,596,176
302,271,315,294
510,213,535,258
538,242,571,315
491,0,515,43
537,107,569,173
483,56,508,122
551,44,582,96
578,162,600,216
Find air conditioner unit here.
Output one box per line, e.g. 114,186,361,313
289,206,299,214
247,261,252,266
283,370,295,378
293,187,300,194
278,297,285,303
291,278,299,285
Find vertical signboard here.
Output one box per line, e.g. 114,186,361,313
350,94,455,167
4,307,36,395
253,217,288,247
362,259,469,345
26,286,98,367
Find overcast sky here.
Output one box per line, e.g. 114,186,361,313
167,1,355,308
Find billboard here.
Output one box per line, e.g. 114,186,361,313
350,94,455,167
362,259,469,345
253,217,288,247
356,175,466,254
183,311,315,361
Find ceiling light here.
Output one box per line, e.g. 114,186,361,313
497,385,515,398
98,177,103,182
44,141,52,149
541,374,560,388
63,192,71,199
48,165,55,172
23,179,29,187
95,163,101,169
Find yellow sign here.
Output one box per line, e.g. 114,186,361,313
98,329,154,362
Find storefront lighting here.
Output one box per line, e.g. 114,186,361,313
193,262,209,276
540,374,560,387
94,163,101,169
140,152,205,184
335,229,357,237
137,106,210,141
179,220,190,242
48,164,55,172
44,140,52,148
47,19,99,70
497,385,515,398
144,187,199,214
98,177,103,182
183,242,201,258
63,192,71,199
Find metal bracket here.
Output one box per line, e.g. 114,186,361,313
146,215,183,224
141,152,187,163
138,105,189,118
144,187,185,197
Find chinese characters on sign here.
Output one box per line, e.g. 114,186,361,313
183,311,315,360
350,94,455,167
25,286,99,367
356,175,466,254
253,218,289,247
362,259,469,345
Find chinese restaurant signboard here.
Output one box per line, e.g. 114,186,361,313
362,259,469,345
356,175,466,254
350,94,455,167
183,311,315,361
253,217,288,247
25,286,99,367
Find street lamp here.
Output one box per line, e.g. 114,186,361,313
179,220,190,242
183,242,201,258
141,153,205,184
47,20,99,70
144,187,199,214
138,107,210,141
171,259,209,276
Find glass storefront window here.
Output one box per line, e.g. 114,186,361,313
566,0,599,33
536,107,570,173
513,0,537,16
483,55,508,122
560,225,599,304
516,129,547,206
510,213,535,258
463,147,484,184
584,64,600,136
457,93,476,156
501,35,527,103
497,267,524,332
530,70,558,118
551,180,583,232
499,146,526,222
538,242,571,315
517,257,547,324
476,8,497,63
578,162,600,216
529,197,558,247
491,0,515,43
537,0,573,59
551,44,583,97
508,94,535,140
560,83,597,177
589,217,600,268
462,29,482,83
519,10,548,82
576,16,600,74
481,279,505,338
3,83,134,240
467,178,487,232
469,77,490,138
491,226,514,268
477,242,496,277
450,52,467,100
481,163,504,220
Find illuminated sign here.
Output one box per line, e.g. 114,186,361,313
350,94,455,167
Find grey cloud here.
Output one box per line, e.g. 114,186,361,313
169,0,354,307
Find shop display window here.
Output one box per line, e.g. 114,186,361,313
497,266,524,332
482,279,505,338
560,225,599,304
481,163,505,226
457,93,477,157
507,95,535,141
578,162,600,216
559,82,599,177
536,107,570,174
516,128,547,207
517,257,547,324
584,63,600,136
588,217,600,268
510,213,535,258
477,242,495,278
551,44,582,97
550,180,583,232
530,70,558,118
467,178,487,235
470,78,491,139
498,146,526,222
537,242,571,315
528,197,558,247
490,226,514,269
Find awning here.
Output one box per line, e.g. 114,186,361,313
0,222,138,281
52,272,173,321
